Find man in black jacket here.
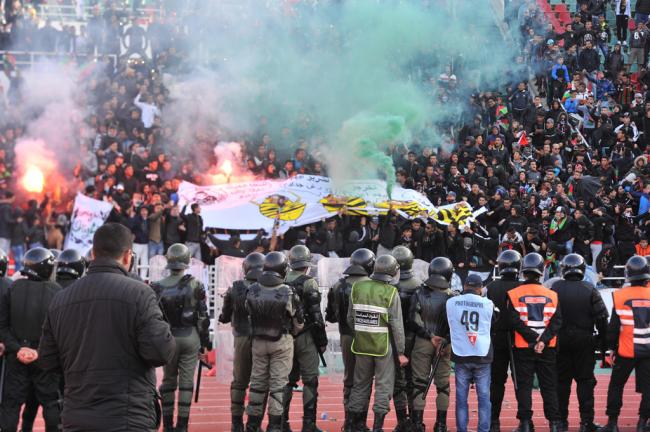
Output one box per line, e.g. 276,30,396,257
181,203,203,259
38,223,176,432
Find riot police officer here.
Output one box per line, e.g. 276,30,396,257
551,254,608,432
325,248,374,430
246,252,304,432
0,247,61,432
219,252,265,432
600,255,650,432
391,245,421,431
409,257,455,432
284,245,327,432
486,249,521,432
0,248,11,289
507,253,562,432
347,255,407,432
153,243,211,432
55,249,86,288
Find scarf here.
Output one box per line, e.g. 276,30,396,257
549,216,566,235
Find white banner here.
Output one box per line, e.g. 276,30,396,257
64,193,113,255
178,175,483,232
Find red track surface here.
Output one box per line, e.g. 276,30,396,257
26,373,642,431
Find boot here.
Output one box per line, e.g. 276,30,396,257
433,422,448,432
392,409,410,432
372,413,386,432
514,420,532,432
637,418,649,432
232,415,245,432
411,410,425,432
282,386,294,432
176,416,189,432
490,419,500,432
163,415,174,432
246,415,263,432
351,411,370,432
301,419,323,432
579,421,602,432
598,418,619,432
558,419,568,432
343,411,353,432
268,415,283,432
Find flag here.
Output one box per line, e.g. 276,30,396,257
517,131,529,147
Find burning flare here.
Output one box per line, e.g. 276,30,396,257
221,159,233,176
22,165,45,193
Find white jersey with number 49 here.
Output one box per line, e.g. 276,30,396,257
446,293,494,357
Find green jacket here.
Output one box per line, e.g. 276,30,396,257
347,279,405,357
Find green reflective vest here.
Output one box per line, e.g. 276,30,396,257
351,279,397,357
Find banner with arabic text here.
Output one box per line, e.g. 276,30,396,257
178,175,482,233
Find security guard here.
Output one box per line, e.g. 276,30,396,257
507,252,562,432
445,274,497,432
391,246,421,431
346,254,407,432
551,254,608,432
153,243,211,432
486,250,521,432
600,255,650,432
220,252,265,432
409,257,455,432
246,252,304,432
325,248,374,430
0,247,61,432
284,245,327,432
55,249,86,288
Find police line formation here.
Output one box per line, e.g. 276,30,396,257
0,241,648,432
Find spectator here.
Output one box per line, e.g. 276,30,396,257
182,203,203,259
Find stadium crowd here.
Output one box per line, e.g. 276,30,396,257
0,0,649,282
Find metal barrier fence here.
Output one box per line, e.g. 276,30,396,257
2,51,117,69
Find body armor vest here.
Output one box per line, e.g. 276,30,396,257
157,275,196,329
230,280,251,336
247,283,292,341
397,277,420,333
338,278,353,336
415,285,451,337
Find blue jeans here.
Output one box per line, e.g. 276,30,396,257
11,244,25,272
148,240,164,258
455,362,492,432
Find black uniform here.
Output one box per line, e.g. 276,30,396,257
55,275,78,289
486,276,520,422
0,279,62,432
550,279,608,426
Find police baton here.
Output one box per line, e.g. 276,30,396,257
423,339,447,400
318,351,327,368
0,356,5,405
194,359,212,403
506,331,518,391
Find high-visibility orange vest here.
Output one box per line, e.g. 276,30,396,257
507,283,559,349
612,286,650,359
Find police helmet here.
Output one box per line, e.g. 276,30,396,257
344,248,376,276
370,255,399,283
56,249,86,279
625,255,650,283
497,250,522,277
22,247,55,281
464,273,483,291
166,243,190,270
426,257,454,289
264,251,289,278
521,252,545,277
243,252,265,280
561,253,586,279
289,244,311,270
392,246,414,279
0,248,7,278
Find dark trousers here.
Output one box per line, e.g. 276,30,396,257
491,333,512,421
616,14,629,42
605,356,650,418
513,348,561,421
557,331,597,423
0,356,61,432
